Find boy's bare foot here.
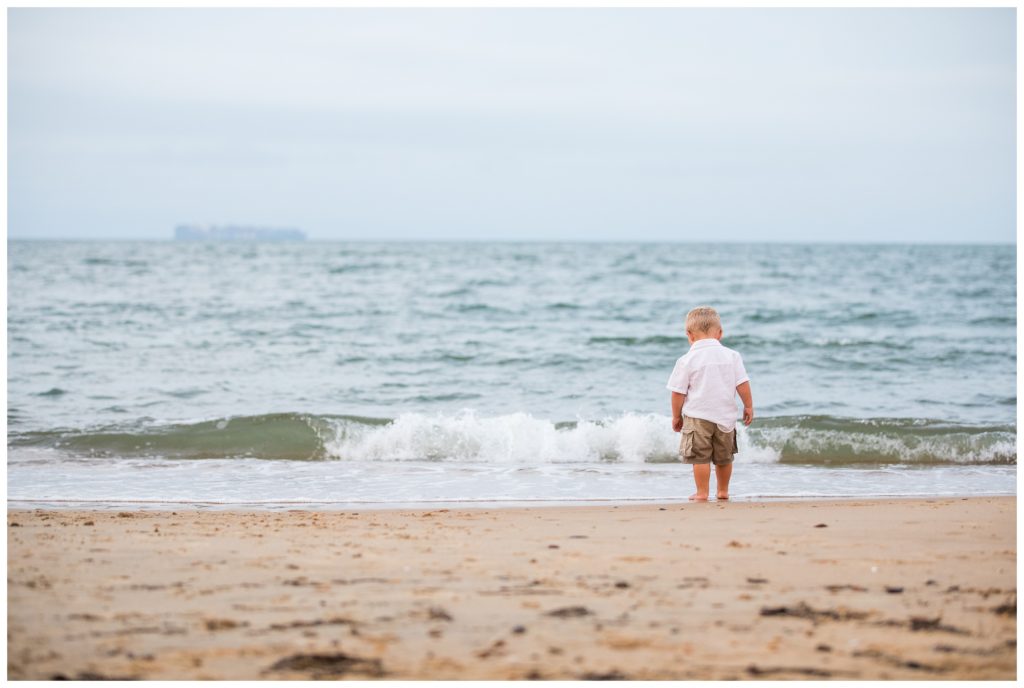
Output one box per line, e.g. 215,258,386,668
717,493,730,500
688,493,709,501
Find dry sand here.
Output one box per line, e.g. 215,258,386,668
7,497,1016,680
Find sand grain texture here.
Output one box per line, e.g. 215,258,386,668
7,497,1016,680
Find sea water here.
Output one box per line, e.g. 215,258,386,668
7,240,1016,508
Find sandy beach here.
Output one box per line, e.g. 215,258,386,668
7,497,1016,680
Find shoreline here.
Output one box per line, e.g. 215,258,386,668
8,496,1016,679
7,490,1018,512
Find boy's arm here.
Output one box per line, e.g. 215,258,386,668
671,392,686,432
666,357,689,432
736,381,753,425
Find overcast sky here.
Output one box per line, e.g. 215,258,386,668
7,8,1016,242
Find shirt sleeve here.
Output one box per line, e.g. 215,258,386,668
734,353,750,387
666,357,690,394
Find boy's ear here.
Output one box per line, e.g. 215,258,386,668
716,328,723,340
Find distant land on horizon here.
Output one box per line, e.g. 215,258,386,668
174,224,306,242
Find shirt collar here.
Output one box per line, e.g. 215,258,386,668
689,338,722,350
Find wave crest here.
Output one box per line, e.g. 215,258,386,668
8,411,1016,466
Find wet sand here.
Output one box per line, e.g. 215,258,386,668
7,497,1016,680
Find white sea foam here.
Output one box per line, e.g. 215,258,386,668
316,410,782,465
321,410,687,464
312,411,1014,466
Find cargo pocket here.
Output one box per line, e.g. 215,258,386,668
680,430,695,459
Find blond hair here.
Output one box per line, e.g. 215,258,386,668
685,306,722,336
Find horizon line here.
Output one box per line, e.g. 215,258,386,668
6,239,1015,247
5,236,1017,246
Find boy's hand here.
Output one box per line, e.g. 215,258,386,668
743,406,754,426
672,416,683,432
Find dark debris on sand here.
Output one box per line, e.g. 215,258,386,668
52,671,138,680
579,670,629,680
993,597,1016,617
264,652,385,678
545,606,593,618
760,602,869,623
747,664,835,678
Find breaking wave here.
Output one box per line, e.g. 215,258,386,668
8,411,1016,466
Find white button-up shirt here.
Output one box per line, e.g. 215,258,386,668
666,338,750,431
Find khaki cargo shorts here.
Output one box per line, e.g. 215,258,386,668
679,415,737,466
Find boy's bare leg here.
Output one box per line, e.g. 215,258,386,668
689,464,711,501
715,463,733,500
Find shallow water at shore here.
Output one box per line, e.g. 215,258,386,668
8,453,1015,510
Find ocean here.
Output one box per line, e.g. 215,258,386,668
6,240,1016,508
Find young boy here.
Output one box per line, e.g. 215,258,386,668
666,306,753,501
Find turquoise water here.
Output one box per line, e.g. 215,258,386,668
7,241,1016,506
